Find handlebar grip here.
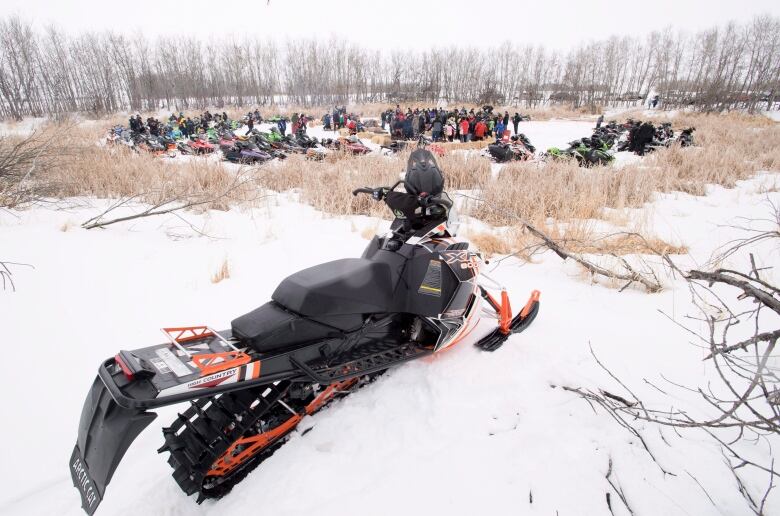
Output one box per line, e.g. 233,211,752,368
429,195,453,209
352,187,373,196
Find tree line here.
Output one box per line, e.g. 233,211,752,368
0,15,778,120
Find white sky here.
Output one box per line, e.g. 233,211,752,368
2,0,778,51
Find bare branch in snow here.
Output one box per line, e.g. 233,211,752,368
80,171,268,230
0,260,34,291
457,193,665,292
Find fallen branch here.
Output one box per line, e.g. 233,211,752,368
81,172,267,230
456,193,664,292
0,260,35,291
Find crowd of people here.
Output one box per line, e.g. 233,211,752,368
380,105,529,142
128,110,242,140
126,109,314,140
322,106,364,134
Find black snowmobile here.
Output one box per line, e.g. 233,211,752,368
678,127,695,147
69,149,541,515
486,134,536,163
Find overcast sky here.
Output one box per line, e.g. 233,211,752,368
2,0,778,50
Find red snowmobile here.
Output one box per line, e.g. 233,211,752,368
187,136,215,155
69,149,541,514
337,135,372,155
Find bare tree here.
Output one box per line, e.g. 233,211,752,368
0,14,778,119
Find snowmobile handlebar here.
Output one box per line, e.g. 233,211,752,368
425,194,452,209
353,183,452,210
352,187,375,196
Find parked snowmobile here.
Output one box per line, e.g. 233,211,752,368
543,138,613,167
382,135,444,157
69,149,540,515
335,135,372,155
678,127,695,147
248,133,288,160
221,140,273,164
575,138,614,166
187,136,216,155
485,134,536,163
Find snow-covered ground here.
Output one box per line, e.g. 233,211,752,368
1,158,779,515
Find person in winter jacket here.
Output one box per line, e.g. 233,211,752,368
445,123,455,142
495,120,505,141
278,118,287,136
432,119,443,141
459,118,470,143
634,122,655,155
596,114,604,129
135,115,145,134
474,120,487,140
503,111,510,128
403,116,413,139
512,113,521,135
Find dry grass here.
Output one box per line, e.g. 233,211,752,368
543,223,688,256
256,147,491,215
211,258,230,283
17,111,775,268
259,153,404,216
473,112,780,227
437,140,491,151
466,230,515,257
47,126,258,211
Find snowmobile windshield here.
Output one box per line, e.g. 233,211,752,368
444,192,460,236
405,149,444,196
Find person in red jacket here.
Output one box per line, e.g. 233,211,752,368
459,118,470,143
474,120,487,140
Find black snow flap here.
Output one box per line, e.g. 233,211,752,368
70,376,157,514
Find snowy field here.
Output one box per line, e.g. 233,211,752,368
1,118,779,516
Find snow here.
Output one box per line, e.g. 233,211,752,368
0,117,47,136
1,121,779,516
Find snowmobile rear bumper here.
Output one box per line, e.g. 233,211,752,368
96,356,294,410
70,376,157,515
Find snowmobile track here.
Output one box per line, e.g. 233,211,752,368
159,381,293,502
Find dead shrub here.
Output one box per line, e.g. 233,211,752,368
211,258,230,283
473,113,780,227
0,128,63,208
48,126,258,211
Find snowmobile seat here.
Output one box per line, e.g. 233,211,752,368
272,258,393,317
231,301,362,353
